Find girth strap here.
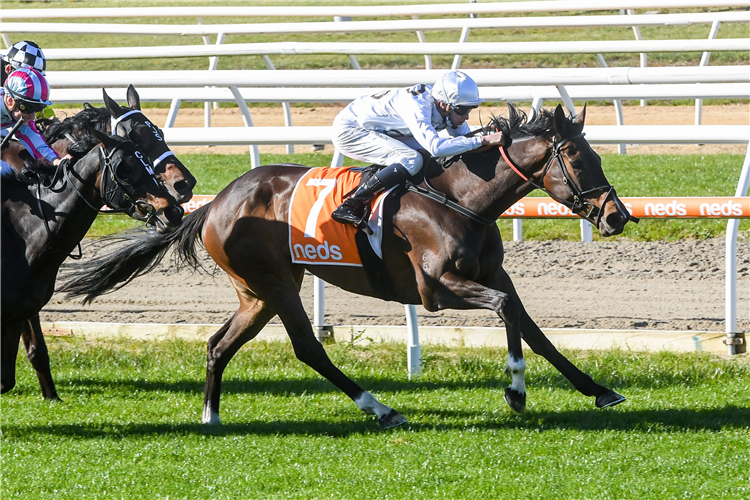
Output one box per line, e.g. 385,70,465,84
404,180,494,226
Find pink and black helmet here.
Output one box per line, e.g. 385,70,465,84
4,67,52,106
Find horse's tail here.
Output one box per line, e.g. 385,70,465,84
59,202,212,304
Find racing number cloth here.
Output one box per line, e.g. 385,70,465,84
289,167,365,267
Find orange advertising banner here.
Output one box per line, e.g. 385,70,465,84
182,195,750,219
499,197,750,219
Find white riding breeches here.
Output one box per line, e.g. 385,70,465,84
332,124,424,175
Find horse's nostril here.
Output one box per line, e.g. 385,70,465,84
172,180,193,202
606,211,626,229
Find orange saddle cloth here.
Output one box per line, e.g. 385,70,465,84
289,167,370,267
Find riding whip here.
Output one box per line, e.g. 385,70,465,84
1,117,25,150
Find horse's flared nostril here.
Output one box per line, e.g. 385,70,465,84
172,180,193,203
603,210,627,236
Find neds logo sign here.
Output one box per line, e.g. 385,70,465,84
293,241,343,261
503,203,525,216
700,200,742,217
644,200,687,217
537,202,574,216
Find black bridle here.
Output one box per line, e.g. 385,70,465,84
36,141,164,233
499,133,626,228
99,143,168,226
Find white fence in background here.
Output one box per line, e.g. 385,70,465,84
3,12,747,37
1,0,747,19
2,2,747,136
35,39,750,59
45,65,750,166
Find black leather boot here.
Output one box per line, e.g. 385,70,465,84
332,163,410,232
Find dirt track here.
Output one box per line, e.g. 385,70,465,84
42,103,750,333
46,238,750,333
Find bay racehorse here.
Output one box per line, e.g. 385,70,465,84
1,128,184,399
1,87,195,400
60,104,636,428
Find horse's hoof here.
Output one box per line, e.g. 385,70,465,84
596,390,626,409
202,408,222,425
379,409,407,429
504,388,526,413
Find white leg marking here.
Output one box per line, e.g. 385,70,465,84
506,355,527,394
202,402,222,425
354,391,392,419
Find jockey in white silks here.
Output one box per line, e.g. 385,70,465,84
330,69,505,229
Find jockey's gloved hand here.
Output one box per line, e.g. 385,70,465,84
481,131,508,148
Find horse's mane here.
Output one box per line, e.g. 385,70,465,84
484,102,557,140
40,103,109,155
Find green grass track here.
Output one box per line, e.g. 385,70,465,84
2,339,749,499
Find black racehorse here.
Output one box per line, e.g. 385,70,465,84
61,104,636,428
1,89,192,400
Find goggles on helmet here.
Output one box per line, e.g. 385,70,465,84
451,104,478,116
16,99,47,114
6,88,47,114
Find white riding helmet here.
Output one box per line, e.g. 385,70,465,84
432,70,483,107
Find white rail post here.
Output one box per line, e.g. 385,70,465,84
595,53,626,154
334,17,362,71
696,20,722,126
452,0,478,69
556,85,576,116
313,277,333,342
405,304,422,378
164,98,182,128
262,55,295,155
198,18,224,128
229,86,260,168
625,9,648,107
1,34,11,49
581,220,593,242
725,140,750,355
411,15,433,70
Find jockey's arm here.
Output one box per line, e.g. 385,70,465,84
401,98,483,157
15,120,63,165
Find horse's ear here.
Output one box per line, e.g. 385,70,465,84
126,85,141,111
553,104,567,137
102,88,124,118
92,126,116,150
574,103,587,128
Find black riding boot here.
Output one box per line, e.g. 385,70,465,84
332,163,410,231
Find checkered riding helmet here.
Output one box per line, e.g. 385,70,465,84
4,40,47,75
4,67,52,106
432,70,483,107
